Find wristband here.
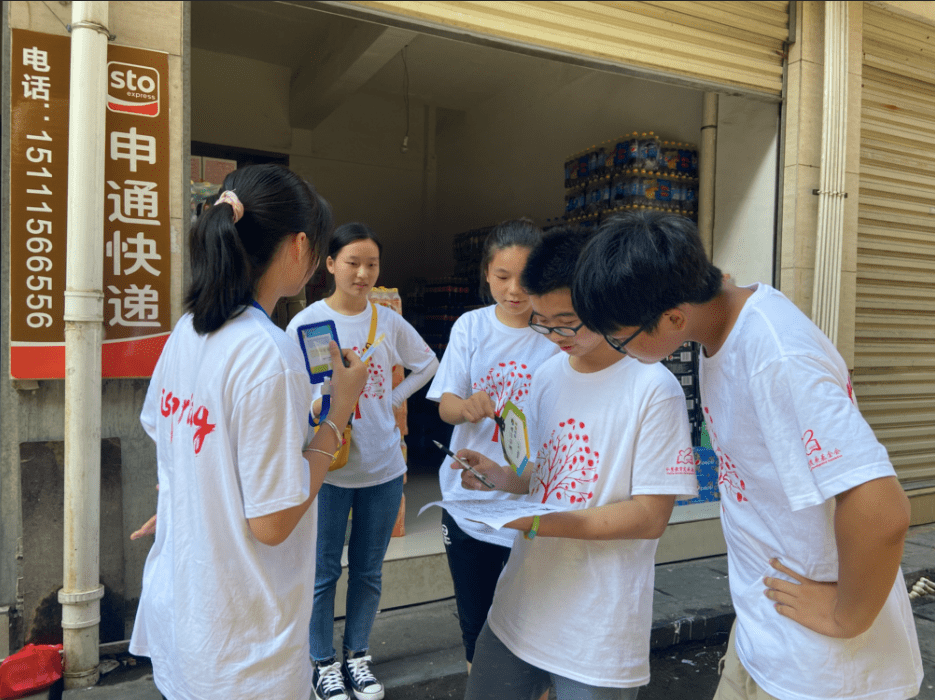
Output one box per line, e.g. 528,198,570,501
524,515,540,541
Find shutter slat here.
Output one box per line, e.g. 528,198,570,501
857,4,935,487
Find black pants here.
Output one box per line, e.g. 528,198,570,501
441,510,511,663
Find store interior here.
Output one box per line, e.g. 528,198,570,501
190,1,780,561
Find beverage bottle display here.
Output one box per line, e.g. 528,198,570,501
577,153,590,181
614,137,629,169
642,171,659,206
629,170,646,206
690,145,699,177
612,172,627,206
678,144,692,174
584,185,597,216
626,132,641,168
656,176,672,209
662,141,680,173
684,183,697,213
603,141,615,172
640,131,660,170
564,156,577,186
670,176,683,212
588,147,601,177
598,176,611,211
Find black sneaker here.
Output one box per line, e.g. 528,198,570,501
313,658,350,700
342,651,384,700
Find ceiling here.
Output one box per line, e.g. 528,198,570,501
190,1,568,119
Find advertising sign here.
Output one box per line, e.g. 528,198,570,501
10,30,171,378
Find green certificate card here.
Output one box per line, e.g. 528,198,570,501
500,400,531,475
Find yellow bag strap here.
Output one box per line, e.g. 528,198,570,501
363,303,378,351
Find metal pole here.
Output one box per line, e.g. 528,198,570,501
698,92,718,260
60,1,108,689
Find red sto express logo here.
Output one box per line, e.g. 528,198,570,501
108,61,159,117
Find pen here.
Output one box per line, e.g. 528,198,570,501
432,440,497,489
359,333,386,363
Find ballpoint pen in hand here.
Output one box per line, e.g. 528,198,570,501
433,440,497,489
359,333,386,363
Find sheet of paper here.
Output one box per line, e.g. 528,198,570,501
418,497,569,532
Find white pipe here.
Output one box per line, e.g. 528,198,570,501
811,2,849,345
60,1,109,689
698,92,718,259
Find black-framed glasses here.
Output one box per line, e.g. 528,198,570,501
528,319,585,337
604,326,643,354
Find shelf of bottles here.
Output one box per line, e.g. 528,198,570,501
563,132,699,227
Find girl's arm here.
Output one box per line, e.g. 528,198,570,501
391,355,439,408
439,391,497,425
248,342,367,546
504,495,676,541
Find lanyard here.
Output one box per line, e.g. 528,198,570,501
250,300,271,319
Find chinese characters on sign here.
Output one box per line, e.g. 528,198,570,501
10,30,171,378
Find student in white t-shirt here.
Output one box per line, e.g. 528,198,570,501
573,210,923,700
286,223,438,700
454,229,699,700
426,219,559,672
129,165,368,700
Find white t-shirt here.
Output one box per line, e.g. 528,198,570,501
700,283,923,700
129,307,316,700
427,305,560,547
287,300,438,488
488,353,698,688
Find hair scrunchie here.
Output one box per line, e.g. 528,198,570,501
215,190,244,224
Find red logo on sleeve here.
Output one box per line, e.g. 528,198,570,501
667,448,696,475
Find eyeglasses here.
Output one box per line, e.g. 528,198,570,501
528,319,585,337
604,326,643,354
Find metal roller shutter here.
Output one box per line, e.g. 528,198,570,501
322,0,788,98
856,5,935,485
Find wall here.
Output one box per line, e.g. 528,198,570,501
190,48,434,290
435,62,777,286
713,96,780,286
437,63,704,232
781,1,863,367
1,1,187,650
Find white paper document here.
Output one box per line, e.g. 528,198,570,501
418,498,569,533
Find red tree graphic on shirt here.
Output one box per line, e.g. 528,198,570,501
352,345,385,419
473,361,534,441
530,417,600,505
703,407,747,504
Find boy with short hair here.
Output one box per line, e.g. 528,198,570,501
572,210,922,700
456,226,699,700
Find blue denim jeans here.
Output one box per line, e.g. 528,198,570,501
309,475,405,661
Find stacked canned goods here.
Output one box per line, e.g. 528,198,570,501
563,133,699,226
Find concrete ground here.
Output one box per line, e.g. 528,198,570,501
61,523,935,699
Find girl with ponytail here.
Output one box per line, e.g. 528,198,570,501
129,164,368,700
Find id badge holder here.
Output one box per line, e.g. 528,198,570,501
296,320,339,425
498,400,531,475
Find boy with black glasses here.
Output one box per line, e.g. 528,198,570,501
454,226,698,700
572,210,922,700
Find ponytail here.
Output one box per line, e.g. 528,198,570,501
184,164,333,334
185,203,254,334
